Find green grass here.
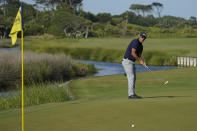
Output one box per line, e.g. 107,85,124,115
0,68,197,131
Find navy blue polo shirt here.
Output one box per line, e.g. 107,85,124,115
124,39,143,62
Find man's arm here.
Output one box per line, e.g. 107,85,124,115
131,48,146,67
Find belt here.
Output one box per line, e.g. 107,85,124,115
123,58,134,62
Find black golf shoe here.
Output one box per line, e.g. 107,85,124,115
128,94,142,99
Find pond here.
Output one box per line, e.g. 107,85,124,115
74,59,178,76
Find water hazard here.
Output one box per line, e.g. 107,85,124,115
74,59,178,76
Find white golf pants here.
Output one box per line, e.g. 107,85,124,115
122,59,136,96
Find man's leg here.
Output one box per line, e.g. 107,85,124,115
122,59,136,96
134,65,136,94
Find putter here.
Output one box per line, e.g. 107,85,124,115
145,66,169,86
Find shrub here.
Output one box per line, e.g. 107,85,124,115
25,24,44,35
71,62,97,76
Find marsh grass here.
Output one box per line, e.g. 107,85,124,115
143,51,177,66
0,83,69,110
23,51,73,85
24,37,197,65
25,46,176,65
0,50,21,90
0,50,97,91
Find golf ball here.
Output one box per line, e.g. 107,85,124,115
131,124,135,128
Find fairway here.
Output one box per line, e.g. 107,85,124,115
0,67,197,131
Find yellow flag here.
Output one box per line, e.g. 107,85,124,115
10,7,22,45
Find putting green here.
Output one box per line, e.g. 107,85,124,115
0,68,197,131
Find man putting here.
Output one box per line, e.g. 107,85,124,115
122,33,147,99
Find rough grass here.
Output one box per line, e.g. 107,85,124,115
0,68,197,131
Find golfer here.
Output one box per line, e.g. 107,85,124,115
122,33,147,99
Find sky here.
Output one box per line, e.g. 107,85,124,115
22,0,197,19
82,0,197,19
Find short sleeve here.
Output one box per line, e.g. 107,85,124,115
130,40,138,49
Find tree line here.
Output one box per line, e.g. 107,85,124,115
0,0,197,39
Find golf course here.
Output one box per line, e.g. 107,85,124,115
1,0,197,131
0,66,197,131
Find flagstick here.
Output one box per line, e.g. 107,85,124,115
21,29,24,131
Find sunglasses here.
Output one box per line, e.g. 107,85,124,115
141,36,146,40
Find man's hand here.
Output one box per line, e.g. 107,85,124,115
139,59,147,68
